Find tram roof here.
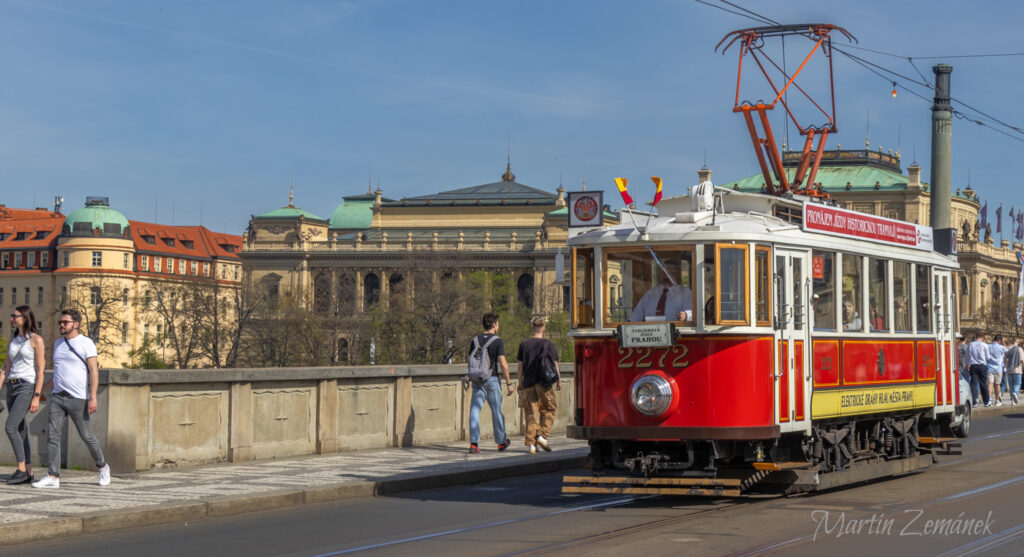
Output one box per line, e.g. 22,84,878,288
569,189,957,267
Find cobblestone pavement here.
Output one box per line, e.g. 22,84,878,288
0,434,588,535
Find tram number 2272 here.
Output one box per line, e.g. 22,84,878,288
617,345,690,370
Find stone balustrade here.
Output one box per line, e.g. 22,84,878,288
2,365,575,473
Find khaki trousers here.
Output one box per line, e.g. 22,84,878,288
524,383,556,446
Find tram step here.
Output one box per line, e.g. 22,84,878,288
563,475,742,487
562,475,742,497
751,461,811,471
918,436,958,445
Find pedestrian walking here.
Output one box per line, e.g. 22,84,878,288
517,317,561,454
31,309,110,488
967,332,989,406
1006,338,1024,405
1,306,45,485
464,312,513,454
987,334,1007,407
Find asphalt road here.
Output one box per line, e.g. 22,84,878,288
5,411,1023,557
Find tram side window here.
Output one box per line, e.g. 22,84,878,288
916,265,932,333
893,261,911,332
573,248,594,328
868,258,889,332
812,251,836,331
755,246,771,325
841,254,863,332
717,245,749,324
606,247,694,324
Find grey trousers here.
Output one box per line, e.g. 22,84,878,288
4,381,34,465
46,393,105,477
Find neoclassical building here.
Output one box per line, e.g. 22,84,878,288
725,146,1020,335
0,197,243,367
241,166,618,360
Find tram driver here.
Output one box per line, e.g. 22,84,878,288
629,259,693,322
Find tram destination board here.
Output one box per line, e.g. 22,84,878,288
617,323,676,348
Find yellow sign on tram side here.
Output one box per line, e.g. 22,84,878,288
812,383,936,419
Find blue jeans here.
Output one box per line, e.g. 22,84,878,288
469,375,506,445
1009,373,1023,396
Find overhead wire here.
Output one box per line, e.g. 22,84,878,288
695,0,1024,144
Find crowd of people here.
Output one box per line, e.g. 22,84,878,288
961,332,1024,407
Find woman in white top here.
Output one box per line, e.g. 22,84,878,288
2,306,45,484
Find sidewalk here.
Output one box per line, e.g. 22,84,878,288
0,434,589,545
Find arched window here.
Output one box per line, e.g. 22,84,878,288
314,273,330,315
389,273,405,296
517,273,535,310
337,338,349,365
364,273,380,307
337,273,355,316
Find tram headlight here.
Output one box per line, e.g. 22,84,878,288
630,373,674,417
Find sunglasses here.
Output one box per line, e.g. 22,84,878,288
10,314,23,319
57,320,75,325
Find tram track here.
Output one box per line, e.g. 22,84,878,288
496,496,776,557
306,425,1024,556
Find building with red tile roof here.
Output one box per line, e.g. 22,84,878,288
1,197,242,367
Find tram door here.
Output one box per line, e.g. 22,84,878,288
775,249,812,433
934,270,955,410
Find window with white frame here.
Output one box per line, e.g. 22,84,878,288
41,252,49,267
190,260,197,275
123,253,129,268
92,251,102,266
155,256,162,273
141,255,149,271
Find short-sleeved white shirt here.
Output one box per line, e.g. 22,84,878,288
52,335,98,400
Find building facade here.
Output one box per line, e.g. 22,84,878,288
0,197,243,367
241,166,618,363
725,147,1020,336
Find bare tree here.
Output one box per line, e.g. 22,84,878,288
63,275,133,360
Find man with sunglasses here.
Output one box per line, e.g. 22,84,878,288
32,309,110,488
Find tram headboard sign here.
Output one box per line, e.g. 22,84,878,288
617,323,676,348
803,202,934,251
568,191,604,228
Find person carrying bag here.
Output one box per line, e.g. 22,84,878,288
516,317,560,454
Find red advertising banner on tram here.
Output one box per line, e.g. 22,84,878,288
802,202,934,251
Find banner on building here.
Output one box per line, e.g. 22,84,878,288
1017,251,1024,326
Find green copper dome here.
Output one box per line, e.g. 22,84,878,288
329,195,374,230
64,196,130,237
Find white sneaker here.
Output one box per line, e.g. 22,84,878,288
995,400,1003,406
528,444,537,454
1013,393,1019,405
98,464,111,486
31,475,59,489
536,435,552,452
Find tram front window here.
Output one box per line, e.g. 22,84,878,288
605,247,694,325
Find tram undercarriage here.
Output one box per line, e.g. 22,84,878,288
565,411,961,497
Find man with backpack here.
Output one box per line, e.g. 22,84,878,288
464,312,513,453
517,317,560,454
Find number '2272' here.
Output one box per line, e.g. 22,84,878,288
617,345,690,370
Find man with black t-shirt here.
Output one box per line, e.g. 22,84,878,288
517,317,560,454
466,312,513,454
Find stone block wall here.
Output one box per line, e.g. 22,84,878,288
0,365,575,473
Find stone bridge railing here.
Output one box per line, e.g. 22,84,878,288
4,365,575,473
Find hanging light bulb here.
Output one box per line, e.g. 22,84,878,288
891,82,898,98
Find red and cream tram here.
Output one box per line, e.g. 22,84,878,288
563,184,966,496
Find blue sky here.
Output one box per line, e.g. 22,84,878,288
2,0,1023,236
